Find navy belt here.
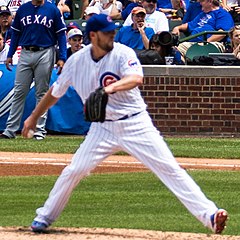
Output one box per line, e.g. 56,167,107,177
23,46,48,52
105,112,141,121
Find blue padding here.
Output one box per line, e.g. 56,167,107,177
0,65,90,135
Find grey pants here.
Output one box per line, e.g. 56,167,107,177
3,47,55,138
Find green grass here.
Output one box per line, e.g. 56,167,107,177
1,135,240,159
166,137,240,159
0,171,239,235
0,135,82,153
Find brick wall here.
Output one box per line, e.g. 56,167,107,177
142,66,240,136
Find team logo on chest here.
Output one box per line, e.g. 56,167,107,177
100,72,120,87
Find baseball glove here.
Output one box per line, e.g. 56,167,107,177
84,87,108,123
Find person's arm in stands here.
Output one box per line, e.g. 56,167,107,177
110,0,122,19
221,0,232,11
81,0,89,18
207,29,227,42
57,0,70,15
172,23,188,35
138,22,150,49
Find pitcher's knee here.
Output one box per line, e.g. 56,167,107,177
62,164,91,182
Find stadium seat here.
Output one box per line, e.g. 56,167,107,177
185,42,221,61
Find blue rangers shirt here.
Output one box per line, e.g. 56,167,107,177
7,0,67,61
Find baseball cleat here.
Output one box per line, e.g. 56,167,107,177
0,134,11,139
31,220,48,233
211,209,228,234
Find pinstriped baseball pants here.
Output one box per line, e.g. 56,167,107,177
34,111,218,230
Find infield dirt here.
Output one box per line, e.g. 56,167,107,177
0,152,239,240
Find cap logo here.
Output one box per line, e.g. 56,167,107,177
1,6,7,10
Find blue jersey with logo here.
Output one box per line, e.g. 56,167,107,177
188,8,234,42
11,1,66,47
7,1,67,60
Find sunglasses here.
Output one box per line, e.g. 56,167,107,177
145,0,157,3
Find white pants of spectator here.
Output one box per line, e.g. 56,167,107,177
177,42,225,61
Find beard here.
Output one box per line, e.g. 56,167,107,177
97,37,114,52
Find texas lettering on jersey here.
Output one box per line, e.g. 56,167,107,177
20,15,54,28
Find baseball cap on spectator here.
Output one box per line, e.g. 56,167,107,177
85,6,100,16
66,21,80,32
85,14,117,35
131,7,146,15
67,28,83,39
0,6,11,15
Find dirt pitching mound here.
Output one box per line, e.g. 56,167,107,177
0,227,239,240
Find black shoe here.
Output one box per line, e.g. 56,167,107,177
0,134,11,139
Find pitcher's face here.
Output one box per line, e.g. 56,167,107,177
95,30,116,52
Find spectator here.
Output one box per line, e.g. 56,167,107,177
0,0,29,18
89,0,123,17
67,28,84,58
0,0,64,18
120,0,143,20
172,0,234,58
115,7,154,49
0,6,13,42
0,32,18,64
0,0,67,140
83,6,100,45
81,0,90,18
0,6,21,62
57,0,71,17
123,0,169,33
159,0,185,20
149,32,184,64
110,0,124,19
221,0,240,23
157,0,172,10
66,21,81,33
84,5,100,19
182,0,202,23
229,25,240,58
62,0,89,19
0,32,6,63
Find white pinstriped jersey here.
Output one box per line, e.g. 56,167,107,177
52,42,147,120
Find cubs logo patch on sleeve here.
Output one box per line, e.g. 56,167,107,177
128,59,139,68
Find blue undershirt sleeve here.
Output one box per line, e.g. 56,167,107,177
7,30,20,58
57,31,67,62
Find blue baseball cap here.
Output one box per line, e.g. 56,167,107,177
0,6,11,15
66,21,80,32
85,14,117,35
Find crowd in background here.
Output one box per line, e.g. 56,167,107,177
0,0,240,66
0,0,239,140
